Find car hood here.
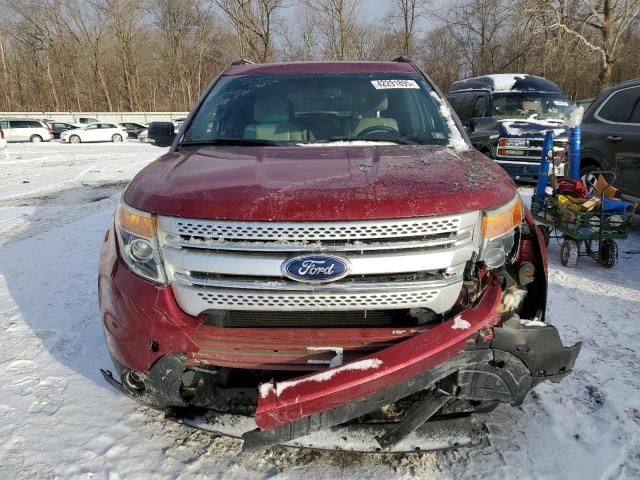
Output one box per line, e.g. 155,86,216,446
124,144,517,221
498,119,568,139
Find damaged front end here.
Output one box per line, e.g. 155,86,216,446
99,202,580,452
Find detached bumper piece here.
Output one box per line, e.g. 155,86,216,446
243,277,580,451
170,408,489,453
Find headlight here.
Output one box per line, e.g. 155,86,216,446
480,195,523,268
114,202,167,283
497,138,527,156
498,138,527,147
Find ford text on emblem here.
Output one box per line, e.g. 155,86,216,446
282,255,351,283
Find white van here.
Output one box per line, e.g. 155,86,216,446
0,118,54,142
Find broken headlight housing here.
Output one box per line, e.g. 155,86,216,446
115,201,167,284
480,195,523,269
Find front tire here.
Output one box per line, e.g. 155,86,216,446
560,239,579,267
69,135,81,144
30,135,43,143
112,134,123,143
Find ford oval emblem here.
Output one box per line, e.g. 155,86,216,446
282,254,351,283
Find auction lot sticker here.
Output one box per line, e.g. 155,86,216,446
371,79,420,89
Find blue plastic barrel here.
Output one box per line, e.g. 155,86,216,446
534,131,554,210
568,126,581,180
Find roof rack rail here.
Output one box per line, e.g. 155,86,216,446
231,58,255,66
392,56,412,63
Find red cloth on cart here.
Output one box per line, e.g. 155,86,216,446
557,178,588,199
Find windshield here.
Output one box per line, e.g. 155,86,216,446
491,93,574,123
182,72,466,148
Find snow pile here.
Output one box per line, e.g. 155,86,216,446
270,358,384,397
429,91,470,152
488,74,526,92
567,105,585,127
452,315,471,330
501,119,566,137
520,319,547,327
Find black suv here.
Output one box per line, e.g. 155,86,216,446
581,79,640,201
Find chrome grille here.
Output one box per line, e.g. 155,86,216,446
175,280,462,312
174,216,461,241
158,212,481,317
497,137,568,161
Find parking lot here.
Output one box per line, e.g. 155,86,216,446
1,141,639,479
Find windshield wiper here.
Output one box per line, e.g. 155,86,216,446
313,136,417,145
179,138,284,147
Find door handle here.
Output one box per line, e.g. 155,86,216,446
607,135,623,143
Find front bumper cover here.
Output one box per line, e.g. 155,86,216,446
101,275,580,450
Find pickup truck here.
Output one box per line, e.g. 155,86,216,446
98,59,581,452
448,74,575,182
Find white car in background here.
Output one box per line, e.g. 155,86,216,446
138,128,149,142
61,122,128,144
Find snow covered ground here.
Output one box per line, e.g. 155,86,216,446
0,141,639,479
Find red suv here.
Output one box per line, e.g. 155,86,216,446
99,59,580,451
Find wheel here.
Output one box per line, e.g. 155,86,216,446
580,164,600,195
599,239,618,268
539,225,551,247
560,239,579,267
112,134,123,143
69,135,81,144
30,135,42,143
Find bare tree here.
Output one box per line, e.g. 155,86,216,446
388,0,429,56
215,0,282,62
98,0,145,110
0,0,639,112
417,25,463,90
279,2,319,61
313,0,362,60
544,0,640,86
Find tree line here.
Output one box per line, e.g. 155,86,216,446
0,0,638,112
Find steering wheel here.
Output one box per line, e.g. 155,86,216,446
357,125,399,138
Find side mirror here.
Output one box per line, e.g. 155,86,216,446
148,122,176,147
467,117,499,144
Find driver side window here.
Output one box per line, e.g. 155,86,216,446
472,96,488,118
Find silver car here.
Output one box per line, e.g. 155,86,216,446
0,118,53,142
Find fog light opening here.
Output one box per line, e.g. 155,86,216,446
123,370,145,392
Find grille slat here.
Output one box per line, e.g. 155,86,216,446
171,216,463,241
221,310,396,327
177,281,464,312
196,290,437,308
